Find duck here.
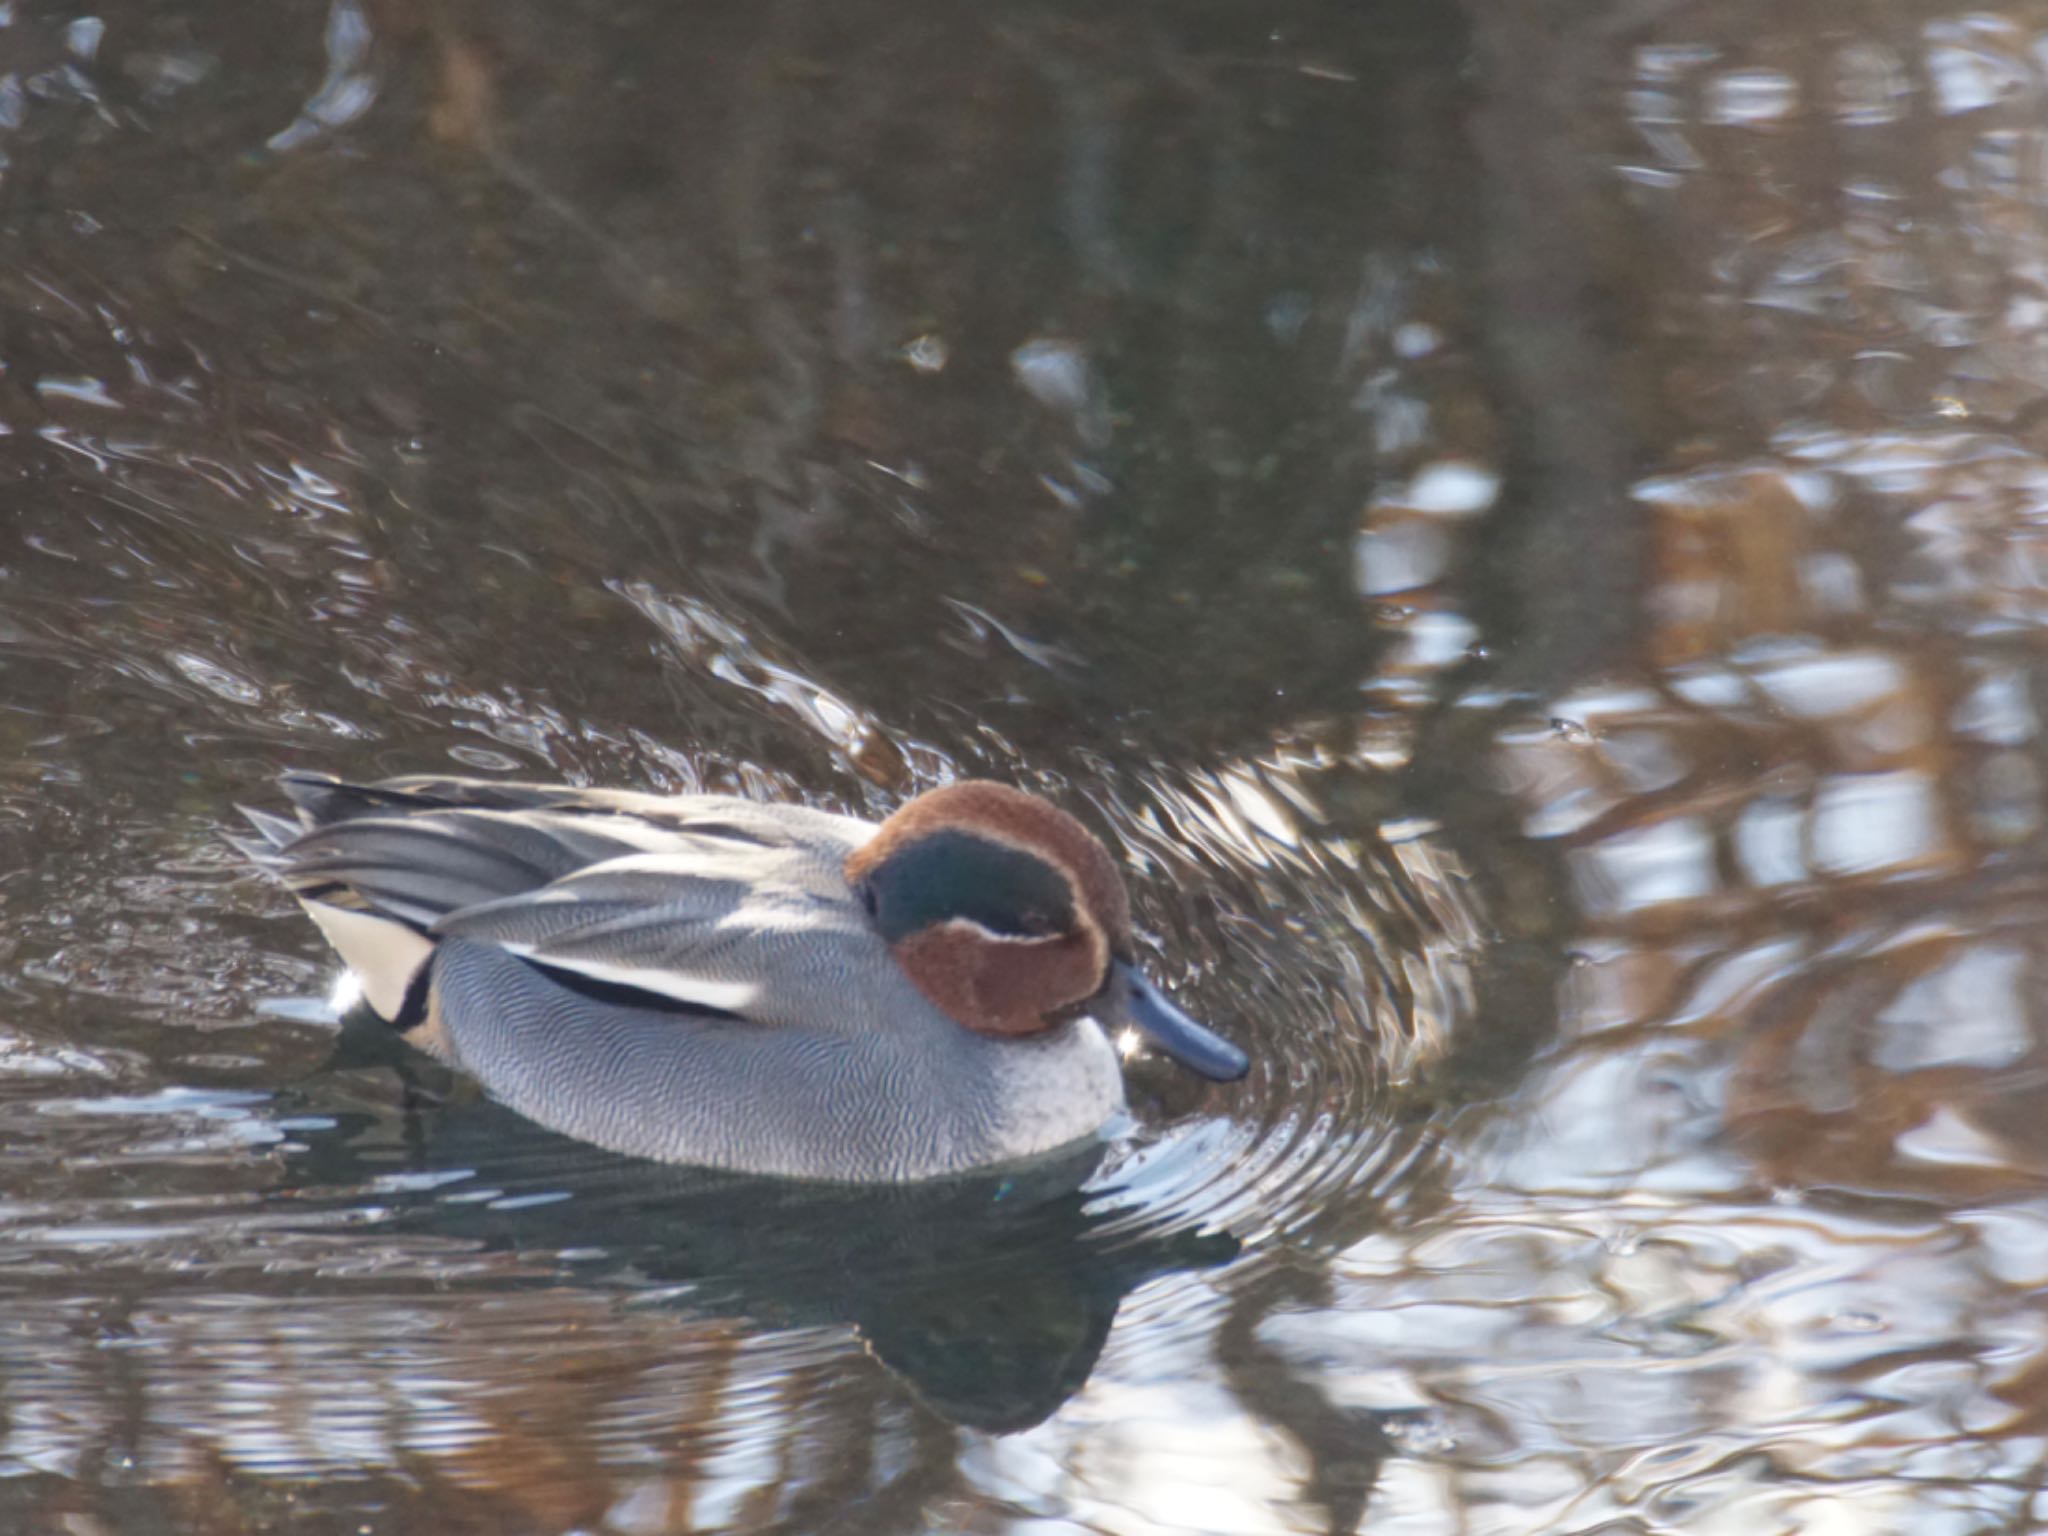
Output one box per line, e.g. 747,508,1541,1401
235,772,1249,1182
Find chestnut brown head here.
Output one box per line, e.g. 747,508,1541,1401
846,781,1248,1081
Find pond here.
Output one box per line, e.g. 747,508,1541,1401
4,0,2048,1531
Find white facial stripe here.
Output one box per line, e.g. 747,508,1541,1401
1010,840,1104,975
933,916,1056,947
1075,914,1108,983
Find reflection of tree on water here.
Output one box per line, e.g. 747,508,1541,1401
1353,0,2048,1523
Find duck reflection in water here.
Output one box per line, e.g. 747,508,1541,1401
289,1028,1239,1433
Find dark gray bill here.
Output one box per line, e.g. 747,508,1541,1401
1108,960,1249,1082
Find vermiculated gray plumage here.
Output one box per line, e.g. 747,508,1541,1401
243,772,1125,1180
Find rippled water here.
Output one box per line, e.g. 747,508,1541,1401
5,0,2048,1530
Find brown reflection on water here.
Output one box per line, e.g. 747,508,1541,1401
0,1289,947,1534
6,0,2048,1530
1304,0,2048,1524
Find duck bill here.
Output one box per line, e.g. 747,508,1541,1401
1108,960,1249,1082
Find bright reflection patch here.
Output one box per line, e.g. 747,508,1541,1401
328,969,364,1017
1811,771,1941,874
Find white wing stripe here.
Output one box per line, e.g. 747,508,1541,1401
498,944,759,1014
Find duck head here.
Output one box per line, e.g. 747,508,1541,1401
845,781,1249,1081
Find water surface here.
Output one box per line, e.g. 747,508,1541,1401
3,0,2047,1531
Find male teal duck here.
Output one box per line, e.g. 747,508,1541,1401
238,773,1248,1182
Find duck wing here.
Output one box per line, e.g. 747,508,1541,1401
430,843,879,1021
245,773,879,1026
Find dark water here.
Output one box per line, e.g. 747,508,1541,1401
4,0,2047,1530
